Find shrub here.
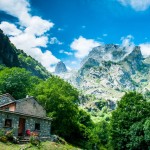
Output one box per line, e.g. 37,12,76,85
29,136,41,148
5,130,13,141
0,136,7,143
0,129,7,143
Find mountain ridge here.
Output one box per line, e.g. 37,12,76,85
57,44,150,102
0,29,50,79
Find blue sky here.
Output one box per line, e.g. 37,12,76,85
0,0,150,71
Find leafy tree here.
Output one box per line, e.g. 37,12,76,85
127,119,150,150
0,67,41,99
17,50,50,79
78,109,94,127
89,120,110,150
110,92,150,150
31,76,79,138
31,76,97,148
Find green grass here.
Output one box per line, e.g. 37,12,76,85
0,141,81,150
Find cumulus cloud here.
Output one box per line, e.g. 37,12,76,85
70,36,101,58
139,43,150,57
118,0,150,11
120,35,150,58
0,0,30,26
10,33,48,51
50,37,63,45
25,16,54,36
121,35,135,53
0,0,59,71
59,50,73,56
0,22,22,36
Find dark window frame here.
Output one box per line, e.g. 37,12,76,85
35,123,40,130
4,119,12,128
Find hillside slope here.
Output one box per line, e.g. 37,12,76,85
0,29,50,79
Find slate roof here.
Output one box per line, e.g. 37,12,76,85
0,109,52,121
0,93,15,106
0,93,51,121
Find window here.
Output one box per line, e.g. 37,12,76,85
5,119,12,127
35,123,40,130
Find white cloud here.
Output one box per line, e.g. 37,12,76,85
58,28,64,31
121,35,134,46
103,34,108,37
139,43,150,57
0,0,54,33
121,35,135,53
50,37,63,45
70,36,101,58
59,50,73,56
64,52,73,56
120,35,150,58
118,0,150,11
0,0,59,71
0,21,22,36
10,33,48,50
25,16,54,36
0,0,33,27
119,35,136,60
39,49,59,72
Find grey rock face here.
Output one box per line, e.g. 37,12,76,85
55,61,67,74
81,44,143,66
60,44,150,102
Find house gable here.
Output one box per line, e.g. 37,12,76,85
0,102,16,111
15,97,46,117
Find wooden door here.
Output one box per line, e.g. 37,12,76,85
18,118,25,136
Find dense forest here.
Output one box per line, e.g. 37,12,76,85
0,66,150,150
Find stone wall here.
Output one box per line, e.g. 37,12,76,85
26,118,51,137
0,111,51,138
0,111,19,136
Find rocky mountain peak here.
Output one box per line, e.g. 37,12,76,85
124,46,143,61
81,44,143,67
60,44,150,102
55,61,67,74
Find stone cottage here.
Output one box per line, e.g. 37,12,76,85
0,93,51,140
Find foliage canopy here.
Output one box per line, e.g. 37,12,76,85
110,92,150,150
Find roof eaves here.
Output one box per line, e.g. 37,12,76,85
0,109,52,121
0,101,16,108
